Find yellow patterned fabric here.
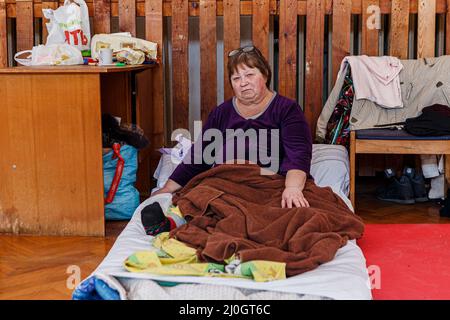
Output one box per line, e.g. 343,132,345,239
124,232,286,282
167,205,183,219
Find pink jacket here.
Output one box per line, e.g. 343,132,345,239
337,55,404,109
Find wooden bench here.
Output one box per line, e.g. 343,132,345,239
350,129,450,210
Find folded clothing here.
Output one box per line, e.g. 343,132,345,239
338,55,403,108
124,232,286,282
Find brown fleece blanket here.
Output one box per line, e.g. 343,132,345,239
170,164,364,277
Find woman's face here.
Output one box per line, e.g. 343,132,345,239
230,64,268,104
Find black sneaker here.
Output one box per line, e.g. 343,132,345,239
403,167,428,202
440,188,450,217
384,168,396,179
376,175,415,204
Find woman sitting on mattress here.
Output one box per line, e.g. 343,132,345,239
152,45,313,209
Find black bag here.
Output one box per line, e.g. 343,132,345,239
101,113,150,149
404,104,450,136
374,104,450,136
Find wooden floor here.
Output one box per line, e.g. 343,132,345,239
1,177,449,300
0,221,127,300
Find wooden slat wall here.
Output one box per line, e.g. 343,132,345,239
331,0,351,86
119,0,136,36
171,0,189,130
304,0,324,139
94,0,111,34
0,0,7,67
15,0,34,52
417,0,436,58
223,0,240,101
361,0,379,56
252,0,269,60
2,0,450,144
278,0,297,100
390,0,410,59
145,0,164,174
199,0,217,122
4,0,450,18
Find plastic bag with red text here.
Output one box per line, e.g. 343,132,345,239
43,0,91,51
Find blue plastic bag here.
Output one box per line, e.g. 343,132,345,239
103,144,140,220
72,277,121,300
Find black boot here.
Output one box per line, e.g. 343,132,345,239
376,172,415,204
403,167,428,203
440,189,450,217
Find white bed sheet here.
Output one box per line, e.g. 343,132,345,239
81,144,371,300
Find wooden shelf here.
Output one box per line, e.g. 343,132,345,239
0,64,155,74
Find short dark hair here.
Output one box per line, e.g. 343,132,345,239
227,46,272,89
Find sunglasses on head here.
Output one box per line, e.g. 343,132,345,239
228,46,256,57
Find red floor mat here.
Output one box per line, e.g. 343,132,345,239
357,224,450,300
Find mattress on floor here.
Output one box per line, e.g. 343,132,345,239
77,144,370,299
85,193,371,300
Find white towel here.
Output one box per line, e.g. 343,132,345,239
421,155,441,178
421,154,445,199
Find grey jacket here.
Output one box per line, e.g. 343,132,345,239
316,55,450,141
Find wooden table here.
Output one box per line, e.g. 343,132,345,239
350,130,450,210
0,65,162,236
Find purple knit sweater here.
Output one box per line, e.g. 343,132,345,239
169,93,313,186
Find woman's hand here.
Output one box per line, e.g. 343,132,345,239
281,169,309,208
151,187,170,197
281,186,310,208
151,179,182,197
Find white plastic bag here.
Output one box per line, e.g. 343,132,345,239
14,44,84,66
90,33,157,60
43,0,91,51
